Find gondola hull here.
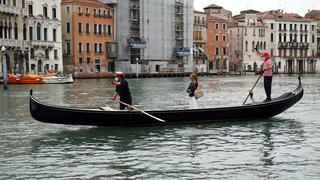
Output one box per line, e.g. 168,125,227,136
29,77,303,127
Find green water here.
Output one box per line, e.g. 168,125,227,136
0,75,319,179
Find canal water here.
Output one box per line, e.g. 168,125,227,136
0,74,319,179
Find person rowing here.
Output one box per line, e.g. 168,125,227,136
111,71,132,110
256,49,273,102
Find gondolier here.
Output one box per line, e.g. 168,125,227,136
112,71,132,110
259,51,273,102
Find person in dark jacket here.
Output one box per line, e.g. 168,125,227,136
112,71,132,110
187,73,199,109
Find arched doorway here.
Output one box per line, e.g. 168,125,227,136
37,60,43,74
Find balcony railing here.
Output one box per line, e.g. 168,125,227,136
0,38,21,47
31,40,55,48
0,4,20,15
278,42,309,49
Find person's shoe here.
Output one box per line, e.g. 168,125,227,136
263,98,272,102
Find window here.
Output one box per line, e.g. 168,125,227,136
312,25,315,31
245,28,247,36
284,24,286,30
271,33,273,42
223,35,226,41
78,23,82,34
300,24,303,31
264,42,266,50
54,64,58,71
53,29,56,41
223,23,226,30
252,41,255,51
215,23,219,29
312,35,315,43
66,22,70,33
54,50,58,59
279,23,282,30
31,48,35,58
108,25,112,35
99,43,102,53
44,28,47,41
95,59,101,72
86,43,90,53
79,43,82,53
253,28,256,36
94,24,97,34
79,57,83,64
52,8,57,19
43,6,48,18
94,43,98,53
300,34,303,42
223,47,227,55
215,47,219,55
45,49,49,59
28,4,33,16
22,0,25,8
66,7,70,15
13,0,16,6
66,42,71,54
86,23,90,35
215,35,218,41
36,23,41,40
284,33,287,42
98,24,102,35
103,25,107,35
271,23,273,30
78,7,82,15
86,8,90,15
305,24,307,31
86,58,90,64
14,23,18,39
29,26,33,40
305,34,307,42
245,41,248,51
23,24,27,40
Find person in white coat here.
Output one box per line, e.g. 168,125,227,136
187,73,199,109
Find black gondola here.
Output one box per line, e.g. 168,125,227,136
29,77,303,127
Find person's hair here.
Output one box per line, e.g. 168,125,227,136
190,73,198,82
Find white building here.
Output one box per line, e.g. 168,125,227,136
262,10,318,73
0,0,28,75
101,0,193,74
229,10,268,73
26,0,63,74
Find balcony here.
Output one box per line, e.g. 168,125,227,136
300,42,309,49
0,38,21,47
31,40,55,48
278,29,287,32
0,4,20,15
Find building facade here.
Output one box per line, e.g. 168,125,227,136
61,0,115,78
102,0,193,74
262,10,318,74
204,4,231,73
229,10,268,73
26,0,63,74
0,0,28,76
305,10,320,73
193,10,207,73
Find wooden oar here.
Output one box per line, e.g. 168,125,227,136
242,73,263,105
117,100,166,123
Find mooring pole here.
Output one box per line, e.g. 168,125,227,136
1,46,8,90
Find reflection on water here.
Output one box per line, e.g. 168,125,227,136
0,74,320,179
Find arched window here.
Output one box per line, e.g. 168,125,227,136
264,42,266,50
37,23,41,40
14,23,18,39
252,41,255,51
245,41,248,51
300,34,303,42
271,33,273,42
304,34,308,42
0,22,3,39
294,34,297,42
279,33,282,42
284,33,287,42
289,33,293,42
260,41,263,49
23,24,27,40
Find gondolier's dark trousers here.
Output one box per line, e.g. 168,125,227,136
120,97,132,110
264,76,272,100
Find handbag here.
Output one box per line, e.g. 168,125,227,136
194,84,204,99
